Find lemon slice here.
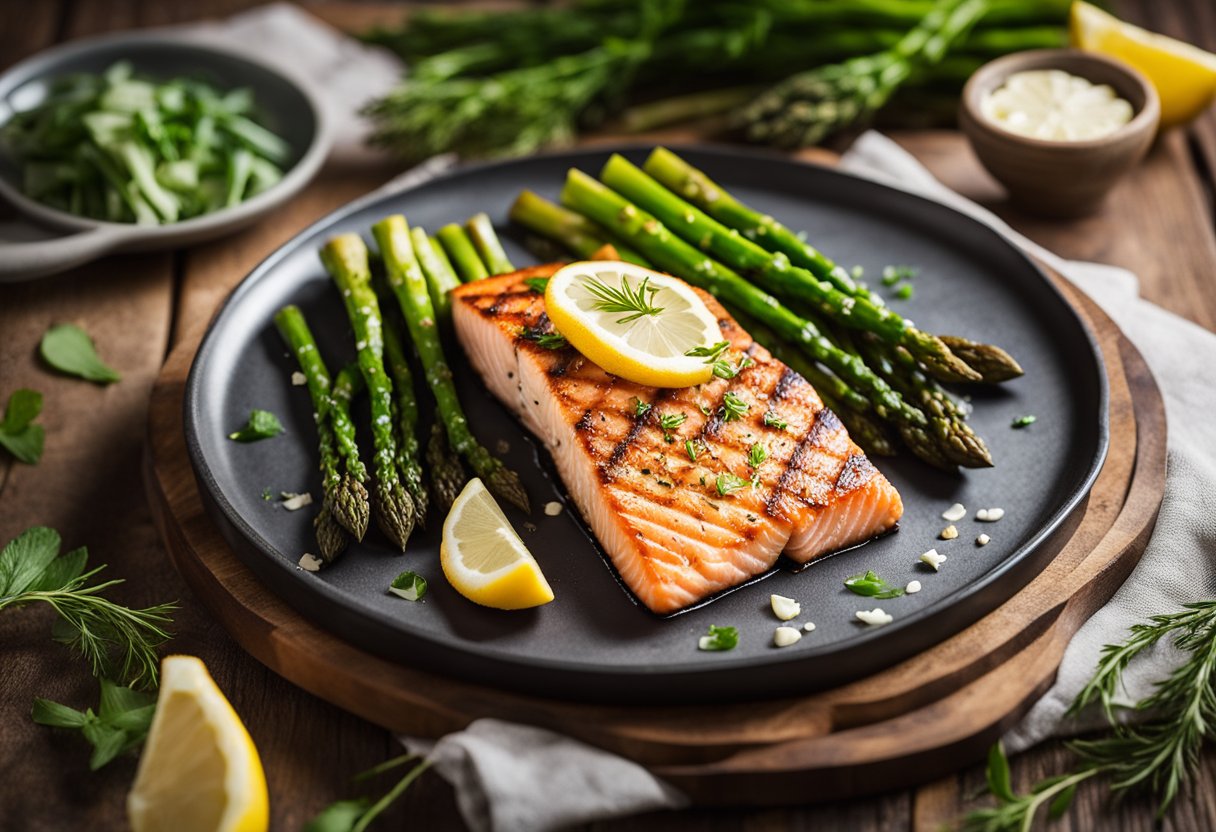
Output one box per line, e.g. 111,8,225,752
545,260,721,388
1072,0,1216,128
127,656,268,832
441,478,554,609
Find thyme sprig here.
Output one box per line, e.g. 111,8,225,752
584,273,664,324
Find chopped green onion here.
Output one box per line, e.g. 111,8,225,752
698,624,738,651
1011,414,1037,428
389,571,428,601
844,569,905,599
228,409,284,442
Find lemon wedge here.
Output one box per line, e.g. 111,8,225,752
1071,0,1216,128
127,656,268,832
544,260,721,388
441,478,554,609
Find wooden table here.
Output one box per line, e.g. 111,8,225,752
2,2,1215,829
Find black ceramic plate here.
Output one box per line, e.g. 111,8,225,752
185,145,1107,705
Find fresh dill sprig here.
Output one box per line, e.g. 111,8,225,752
961,600,1216,831
763,410,788,430
720,391,749,422
584,273,664,324
633,397,651,418
685,340,730,362
0,527,175,690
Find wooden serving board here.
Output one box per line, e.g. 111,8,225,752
144,274,1165,805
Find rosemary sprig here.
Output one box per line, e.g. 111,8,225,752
962,600,1216,831
584,274,664,324
0,527,175,690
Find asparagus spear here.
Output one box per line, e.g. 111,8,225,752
272,304,369,549
372,215,530,511
465,212,515,275
320,234,417,550
508,190,651,266
559,169,955,468
313,506,349,563
601,153,980,383
426,418,467,514
436,223,490,282
642,147,1023,381
411,226,462,326
381,312,431,526
328,363,372,540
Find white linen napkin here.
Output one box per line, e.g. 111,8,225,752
172,6,1216,826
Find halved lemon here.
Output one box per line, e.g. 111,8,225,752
1071,0,1216,128
441,478,554,610
545,260,722,388
127,655,268,832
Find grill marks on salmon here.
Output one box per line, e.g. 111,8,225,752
452,267,904,614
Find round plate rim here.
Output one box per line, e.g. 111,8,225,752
183,142,1109,697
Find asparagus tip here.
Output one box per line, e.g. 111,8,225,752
374,480,416,552
331,473,371,541
314,505,349,563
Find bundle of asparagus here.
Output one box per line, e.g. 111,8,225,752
277,214,526,561
361,0,1072,159
509,147,1021,469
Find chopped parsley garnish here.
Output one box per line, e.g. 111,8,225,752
261,488,273,501
720,391,749,422
1011,414,1037,428
523,277,550,293
698,402,712,416
894,283,914,300
658,412,686,432
518,326,568,350
763,410,788,430
747,443,767,468
228,409,284,442
715,472,750,496
685,439,700,461
685,340,730,362
633,398,651,418
698,624,738,651
843,569,905,599
389,571,428,601
882,264,918,286
713,354,753,380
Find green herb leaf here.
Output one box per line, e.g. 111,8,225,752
658,412,686,437
684,439,700,461
685,340,730,362
0,526,61,596
389,571,428,601
633,398,651,418
843,569,905,599
32,679,157,771
0,389,45,464
518,326,568,350
720,391,748,422
715,472,750,496
747,443,767,468
1048,782,1077,819
40,324,121,384
29,546,88,593
31,698,89,729
523,277,550,293
1011,415,1036,429
986,742,1016,803
712,354,753,380
229,409,284,442
305,799,372,832
698,624,738,651
763,410,787,430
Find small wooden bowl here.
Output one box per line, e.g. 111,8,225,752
960,49,1160,218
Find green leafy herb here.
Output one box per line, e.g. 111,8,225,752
762,410,787,430
0,526,175,689
962,601,1216,831
306,754,434,832
843,569,905,599
0,388,45,464
523,277,550,293
715,472,750,496
698,624,738,652
228,409,284,442
685,340,730,362
389,571,427,602
519,326,568,350
685,439,700,461
584,273,663,324
697,402,712,416
1011,415,1037,429
658,412,686,438
39,324,121,384
882,265,918,286
747,443,767,468
894,283,914,300
720,391,749,422
2,61,288,225
633,398,651,418
712,354,753,380
32,678,156,770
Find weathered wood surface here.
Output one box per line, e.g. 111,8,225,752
2,1,1216,829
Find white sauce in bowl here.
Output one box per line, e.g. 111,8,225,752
981,69,1134,141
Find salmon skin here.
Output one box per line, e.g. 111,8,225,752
451,267,904,615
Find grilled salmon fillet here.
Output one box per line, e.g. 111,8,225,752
451,266,903,614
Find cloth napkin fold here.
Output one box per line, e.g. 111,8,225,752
174,8,1216,829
